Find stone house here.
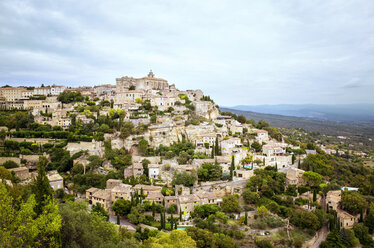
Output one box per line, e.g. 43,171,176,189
92,189,112,210
179,194,200,221
106,179,123,189
110,183,133,202
47,171,64,191
9,167,29,180
24,100,44,110
221,138,242,152
124,163,144,178
86,187,100,202
326,190,341,211
338,209,358,229
198,191,217,205
284,167,305,186
165,196,178,209
254,129,269,143
262,144,286,156
145,191,164,205
133,184,162,196
148,164,160,180
235,169,254,180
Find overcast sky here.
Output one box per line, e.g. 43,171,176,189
1,0,374,106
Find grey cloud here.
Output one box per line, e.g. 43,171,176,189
0,0,374,105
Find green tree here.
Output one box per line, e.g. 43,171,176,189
192,204,221,219
143,230,196,247
197,163,222,182
128,205,145,225
120,121,135,139
364,210,374,234
340,228,360,247
353,223,374,247
302,171,322,187
186,227,216,248
92,202,109,221
2,160,18,169
31,156,54,215
59,201,134,247
0,184,62,248
341,191,368,215
138,139,149,156
230,155,234,181
214,233,238,248
221,195,240,213
251,141,262,152
237,115,246,124
112,199,132,223
242,189,260,204
290,209,320,231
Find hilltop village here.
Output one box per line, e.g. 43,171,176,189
1,72,374,248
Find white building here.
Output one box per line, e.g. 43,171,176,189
51,85,66,95
148,164,160,179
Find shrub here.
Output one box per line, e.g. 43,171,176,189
2,160,18,169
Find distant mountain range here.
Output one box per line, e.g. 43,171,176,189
220,106,374,138
224,104,374,124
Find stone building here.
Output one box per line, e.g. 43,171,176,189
86,187,100,202
47,170,64,191
116,71,169,92
124,163,144,178
106,179,123,189
110,183,132,202
9,167,29,180
92,189,112,210
326,190,341,211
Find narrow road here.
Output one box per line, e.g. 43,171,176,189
309,225,329,248
109,215,137,230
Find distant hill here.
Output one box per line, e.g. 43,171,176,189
220,107,374,138
226,104,374,124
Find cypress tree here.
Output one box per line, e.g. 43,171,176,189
31,156,53,215
313,188,317,202
275,162,278,171
160,212,164,229
163,207,166,229
263,158,265,167
162,198,165,207
180,210,182,221
152,201,156,218
230,155,234,181
298,160,301,169
170,214,173,230
244,211,248,225
211,145,215,158
215,137,219,155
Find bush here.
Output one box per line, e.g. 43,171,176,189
2,160,18,169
